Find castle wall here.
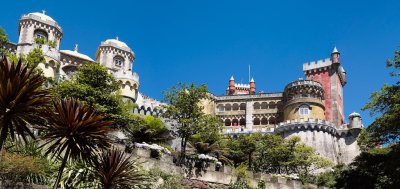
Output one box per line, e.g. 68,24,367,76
283,98,325,121
282,129,338,164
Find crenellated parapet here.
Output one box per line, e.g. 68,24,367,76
303,58,332,73
275,118,342,136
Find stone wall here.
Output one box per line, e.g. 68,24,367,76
132,148,328,189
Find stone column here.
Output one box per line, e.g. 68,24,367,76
245,101,253,130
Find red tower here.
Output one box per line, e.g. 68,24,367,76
303,47,347,126
250,78,256,94
227,76,236,95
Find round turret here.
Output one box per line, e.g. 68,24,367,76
282,79,325,121
348,112,362,136
17,11,63,78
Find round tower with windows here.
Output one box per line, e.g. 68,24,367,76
96,38,139,103
17,11,63,78
282,79,325,121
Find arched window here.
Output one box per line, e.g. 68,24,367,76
232,119,239,126
299,104,311,115
225,104,232,111
239,103,246,110
114,56,124,67
225,119,231,126
261,102,268,109
269,117,276,125
232,103,239,111
253,118,260,125
34,29,48,43
239,118,246,126
261,117,268,125
269,101,276,109
217,104,224,112
253,102,260,109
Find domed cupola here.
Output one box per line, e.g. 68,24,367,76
17,11,63,54
96,37,135,73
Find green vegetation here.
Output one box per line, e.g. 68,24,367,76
34,37,46,45
26,47,45,67
38,98,112,188
162,83,211,163
124,114,171,144
48,40,57,48
53,63,133,128
0,26,8,55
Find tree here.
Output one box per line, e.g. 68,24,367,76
163,83,209,163
26,47,45,67
253,135,332,176
0,57,51,155
0,26,8,55
362,49,400,144
93,148,148,189
54,63,133,128
335,146,400,189
124,114,171,144
38,98,112,189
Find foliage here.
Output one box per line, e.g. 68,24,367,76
124,114,171,144
362,49,400,144
38,98,112,188
229,179,253,189
162,82,209,163
0,138,56,186
26,47,46,67
0,26,7,44
34,37,46,45
335,145,400,189
48,40,57,48
53,63,133,128
147,168,186,189
0,56,51,154
187,114,231,164
0,26,8,55
59,160,100,189
93,148,148,189
0,152,54,185
253,135,332,176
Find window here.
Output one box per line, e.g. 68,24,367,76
34,30,48,44
114,56,124,67
299,104,310,115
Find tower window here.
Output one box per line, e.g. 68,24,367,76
299,104,311,115
34,30,48,44
114,56,124,67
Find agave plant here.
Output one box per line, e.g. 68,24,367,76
93,148,148,189
38,98,112,189
0,56,51,154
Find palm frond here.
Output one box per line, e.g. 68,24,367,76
0,56,51,150
94,148,148,189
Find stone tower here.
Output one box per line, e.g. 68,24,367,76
17,11,63,78
96,38,139,103
228,76,235,95
303,47,347,126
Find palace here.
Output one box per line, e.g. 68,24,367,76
2,11,362,165
201,48,362,164
2,11,163,116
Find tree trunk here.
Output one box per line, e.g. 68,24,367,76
53,150,69,189
179,136,187,165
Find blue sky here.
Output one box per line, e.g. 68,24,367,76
1,0,399,126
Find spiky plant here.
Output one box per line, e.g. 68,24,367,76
93,148,147,189
38,98,112,189
0,56,51,154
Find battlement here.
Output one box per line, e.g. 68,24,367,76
303,58,332,72
275,118,352,136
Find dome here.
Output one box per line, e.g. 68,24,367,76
104,39,129,49
60,48,94,62
28,12,56,22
